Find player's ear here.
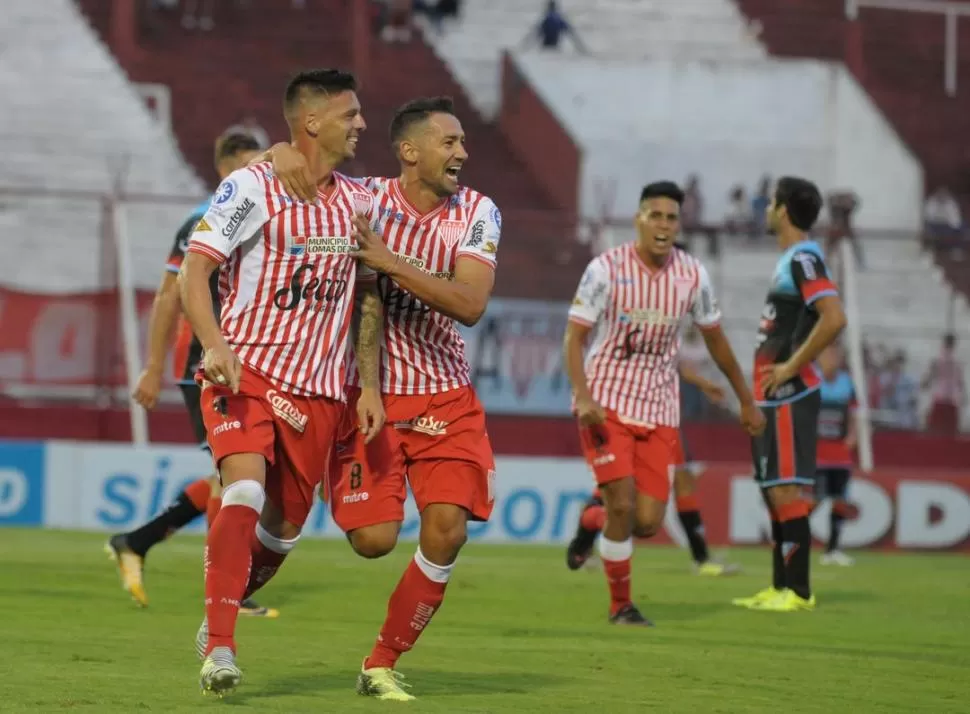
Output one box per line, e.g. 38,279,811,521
398,137,419,166
304,111,320,139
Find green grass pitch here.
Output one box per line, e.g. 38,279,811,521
0,529,967,713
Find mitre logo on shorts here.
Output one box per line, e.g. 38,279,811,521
593,453,616,467
266,389,308,432
212,420,241,436
341,491,370,505
395,415,448,436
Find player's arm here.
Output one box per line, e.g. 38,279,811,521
352,198,502,327
564,259,609,426
678,360,724,404
353,278,385,443
178,168,272,391
132,218,197,409
690,264,763,434
783,252,847,374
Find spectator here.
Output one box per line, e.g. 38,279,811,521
681,174,704,232
826,190,863,270
879,350,919,429
723,184,751,236
181,0,214,30
922,333,966,435
923,187,962,238
224,116,270,149
414,0,461,34
521,1,588,53
381,0,413,42
750,175,771,237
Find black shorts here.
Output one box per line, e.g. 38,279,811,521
179,382,209,450
815,468,851,499
751,390,820,488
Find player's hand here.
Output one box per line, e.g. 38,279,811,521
740,401,766,437
844,432,858,450
268,143,316,202
699,380,726,405
356,387,385,445
758,360,797,397
132,365,164,410
203,341,242,394
351,215,396,273
576,395,606,427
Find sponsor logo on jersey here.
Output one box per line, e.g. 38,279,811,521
272,266,349,310
618,308,679,327
214,179,237,205
300,236,355,255
222,198,256,239
483,240,498,255
394,415,448,436
266,389,309,432
194,218,213,232
212,420,241,436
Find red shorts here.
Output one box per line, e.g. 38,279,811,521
200,366,344,528
578,410,677,503
327,385,495,532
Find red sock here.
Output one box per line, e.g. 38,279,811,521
243,523,296,599
598,536,633,615
204,481,263,655
184,478,212,512
580,504,605,531
206,495,222,530
365,549,451,670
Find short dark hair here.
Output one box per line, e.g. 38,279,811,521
640,181,685,206
389,96,456,148
284,69,357,112
214,132,261,164
775,176,822,231
944,333,957,349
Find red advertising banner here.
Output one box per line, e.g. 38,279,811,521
653,464,970,552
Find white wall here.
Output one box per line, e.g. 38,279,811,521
513,54,923,231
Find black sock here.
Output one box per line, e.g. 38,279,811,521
828,511,845,553
771,520,786,590
780,516,812,599
677,510,709,564
124,493,205,557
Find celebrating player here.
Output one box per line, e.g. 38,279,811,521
105,132,274,618
268,96,500,701
814,343,857,566
179,69,384,697
563,182,764,625
565,360,741,576
731,176,847,613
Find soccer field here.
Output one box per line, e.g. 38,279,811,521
0,530,966,713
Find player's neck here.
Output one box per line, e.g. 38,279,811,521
294,137,340,190
634,241,668,272
777,229,805,250
398,174,447,215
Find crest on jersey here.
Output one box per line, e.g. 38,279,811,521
438,219,466,249
351,190,372,216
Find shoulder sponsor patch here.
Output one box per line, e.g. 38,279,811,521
194,217,213,232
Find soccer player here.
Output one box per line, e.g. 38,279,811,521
563,182,764,625
268,95,501,701
814,343,857,566
565,362,741,576
731,176,847,613
105,133,274,618
179,68,384,696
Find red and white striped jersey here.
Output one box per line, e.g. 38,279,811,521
186,162,376,399
568,244,721,427
347,177,501,394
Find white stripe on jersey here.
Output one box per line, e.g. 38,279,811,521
347,177,502,395
188,165,371,398
568,244,721,427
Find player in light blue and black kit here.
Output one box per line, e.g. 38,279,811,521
732,177,847,613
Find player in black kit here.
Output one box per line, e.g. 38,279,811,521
106,133,276,617
732,177,847,613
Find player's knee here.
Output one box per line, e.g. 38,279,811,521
607,495,636,523
221,479,265,514
420,505,469,558
348,523,400,559
632,519,661,539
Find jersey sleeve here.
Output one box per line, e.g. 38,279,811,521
568,258,610,326
689,262,722,329
457,197,501,269
165,215,197,273
791,250,839,306
187,168,271,264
